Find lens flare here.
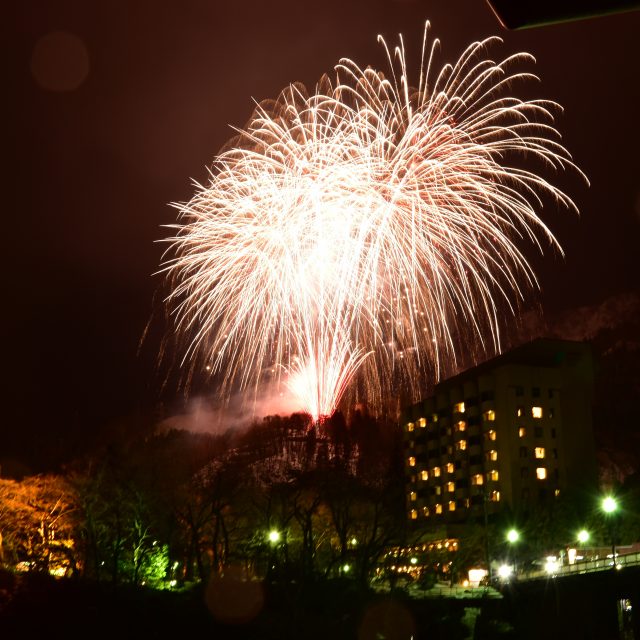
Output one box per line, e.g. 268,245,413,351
161,23,583,420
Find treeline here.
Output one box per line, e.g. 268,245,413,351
0,411,406,588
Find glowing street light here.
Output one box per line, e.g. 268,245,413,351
602,496,618,514
577,529,590,544
268,530,281,544
410,557,418,565
506,528,520,544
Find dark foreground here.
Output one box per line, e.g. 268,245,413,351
0,571,512,640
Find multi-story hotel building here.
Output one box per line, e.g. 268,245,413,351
402,339,597,524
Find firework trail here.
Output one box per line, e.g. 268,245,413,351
161,23,584,421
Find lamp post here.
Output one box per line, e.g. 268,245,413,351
601,496,619,569
505,528,520,578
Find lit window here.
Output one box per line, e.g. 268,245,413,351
447,481,455,493
448,501,456,512
517,407,523,417
535,447,546,459
487,430,497,441
456,440,467,451
446,463,454,474
407,422,415,432
418,417,426,428
411,509,418,520
554,489,560,498
536,467,547,480
423,506,430,516
518,427,526,438
408,456,416,467
487,470,499,482
420,470,429,481
471,474,484,486
433,466,441,477
432,413,439,422
487,450,498,461
464,498,470,508
532,406,543,419
455,421,467,432
483,410,496,422
490,491,500,502
410,491,417,501
435,504,443,514
453,402,465,413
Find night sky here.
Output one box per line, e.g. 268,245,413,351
6,1,639,470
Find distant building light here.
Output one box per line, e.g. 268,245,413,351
420,470,429,481
408,456,416,467
435,503,443,514
518,427,526,438
446,463,454,474
433,466,441,477
410,509,418,520
535,447,546,459
536,467,547,480
532,406,543,419
407,422,415,432
448,500,456,511
545,556,559,574
483,410,496,421
471,473,484,486
497,564,513,579
453,402,465,414
487,470,499,482
410,491,417,501
468,568,488,586
418,418,426,428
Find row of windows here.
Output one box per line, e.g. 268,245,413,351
408,471,499,499
406,405,554,432
408,448,498,469
406,424,555,451
410,491,501,519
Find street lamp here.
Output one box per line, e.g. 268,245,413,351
577,529,590,544
268,529,281,544
601,496,619,568
602,496,618,514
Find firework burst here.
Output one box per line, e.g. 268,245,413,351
161,23,584,420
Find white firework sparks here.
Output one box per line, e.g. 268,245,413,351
161,23,584,421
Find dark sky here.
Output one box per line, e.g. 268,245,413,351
5,1,640,468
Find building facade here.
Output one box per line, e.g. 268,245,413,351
402,339,597,524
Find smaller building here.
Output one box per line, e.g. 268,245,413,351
401,339,597,524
